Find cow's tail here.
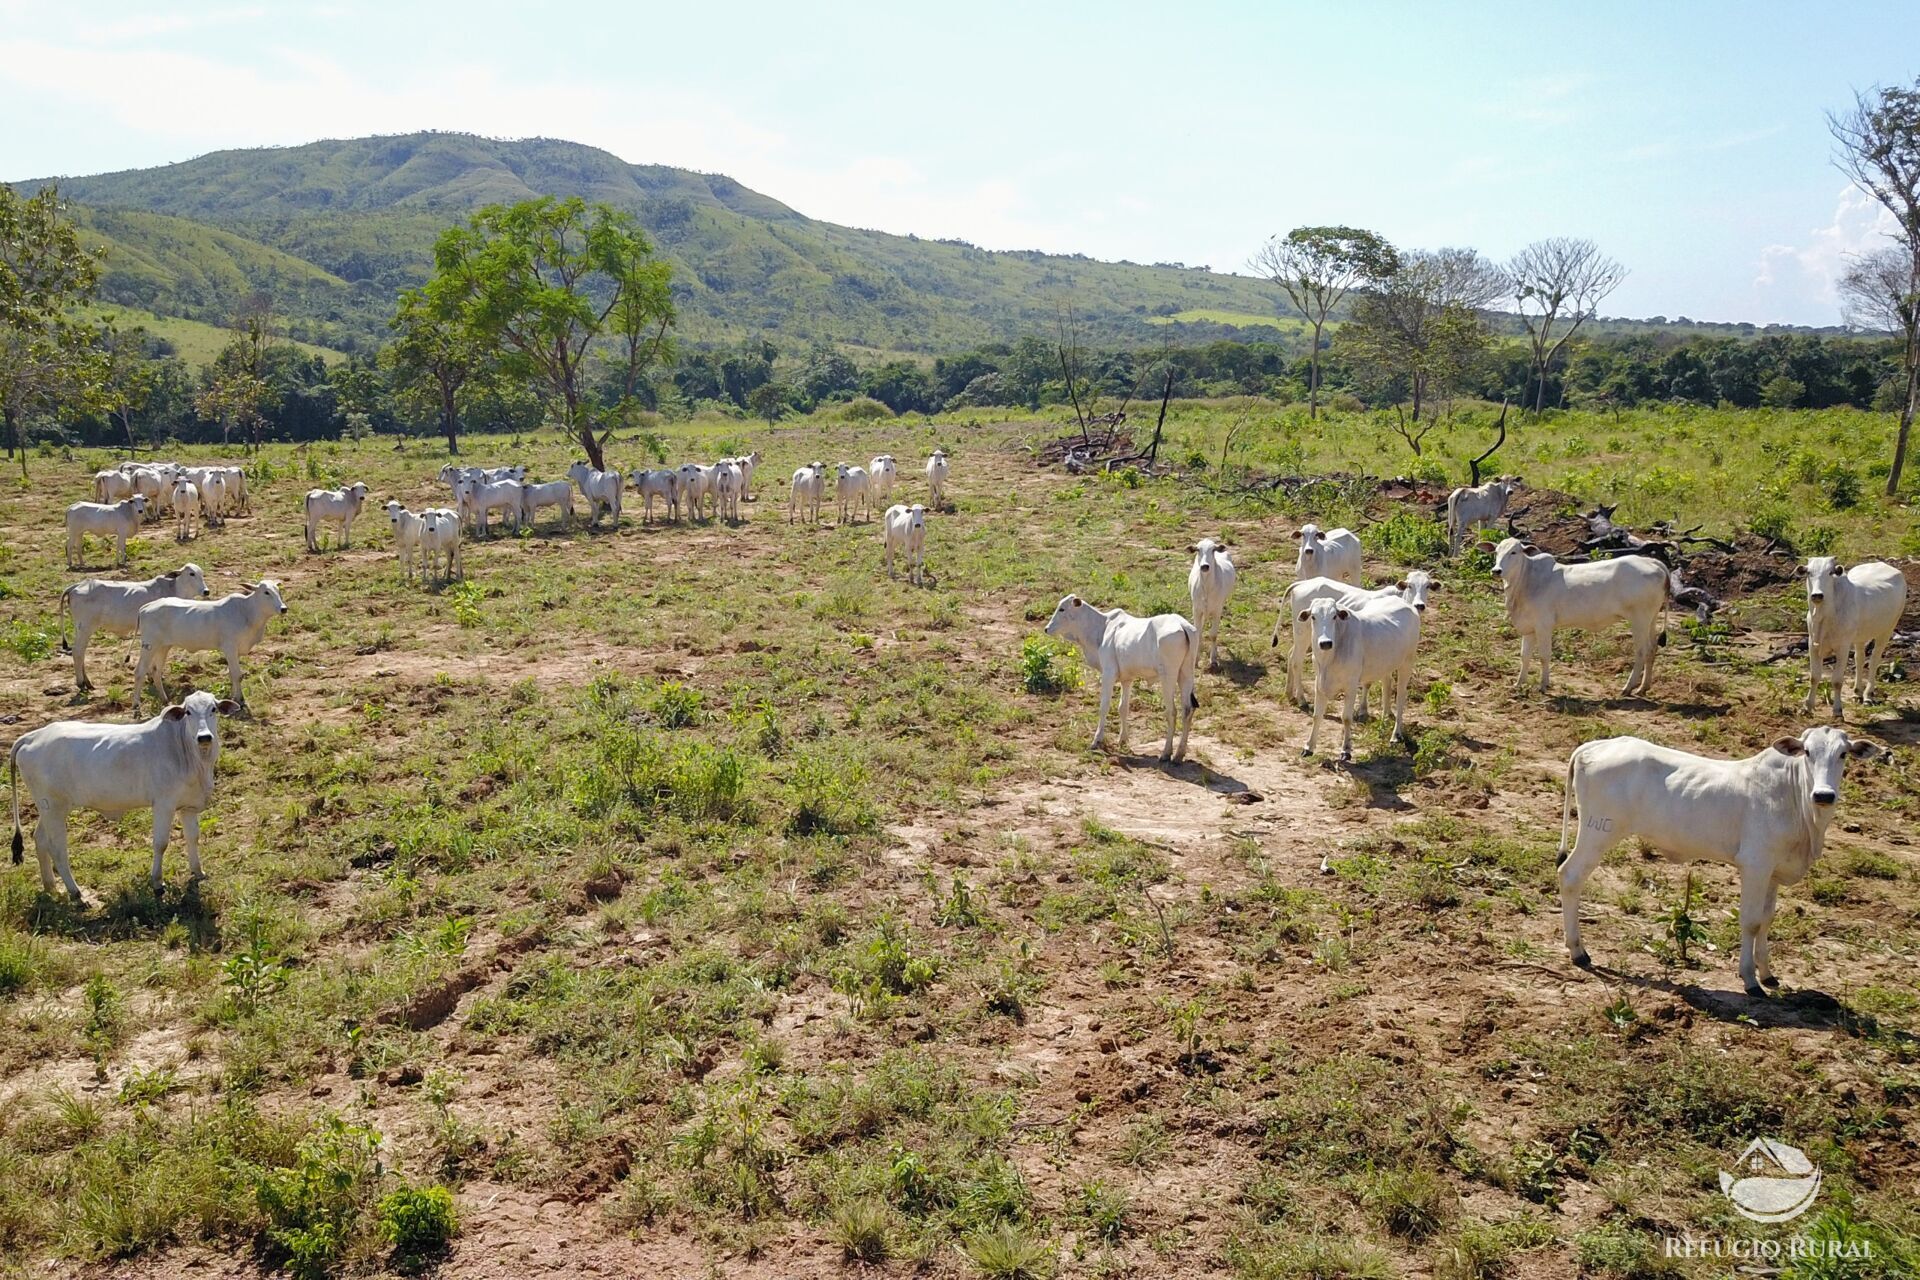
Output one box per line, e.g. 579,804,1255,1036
1271,582,1293,648
1444,488,1460,551
1182,622,1201,716
1556,748,1578,869
9,740,23,866
1658,569,1682,648
57,584,76,652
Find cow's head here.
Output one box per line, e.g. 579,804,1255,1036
1801,556,1844,605
908,503,927,531
1771,725,1884,808
163,690,241,749
131,495,149,517
930,449,948,461
385,499,407,526
1397,569,1433,613
256,580,288,615
1044,594,1094,642
348,482,370,501
1189,537,1228,573
1301,596,1348,652
176,563,210,598
1488,537,1539,581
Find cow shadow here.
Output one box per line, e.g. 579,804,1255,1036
1593,964,1910,1040
22,878,221,949
1212,654,1269,688
1860,708,1920,747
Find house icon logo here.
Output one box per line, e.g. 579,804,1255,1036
1719,1138,1821,1223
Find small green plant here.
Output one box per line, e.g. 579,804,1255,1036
82,974,123,1073
649,679,704,728
223,929,290,1018
378,1184,457,1273
255,1117,385,1280
1376,510,1450,563
1666,871,1709,967
1365,1167,1455,1240
933,876,986,927
1018,635,1079,695
0,930,42,996
4,620,55,663
1072,1178,1133,1244
962,1221,1054,1278
829,1197,891,1263
447,580,485,627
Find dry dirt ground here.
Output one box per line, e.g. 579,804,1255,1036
0,425,1916,1279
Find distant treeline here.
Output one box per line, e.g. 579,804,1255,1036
33,327,1910,451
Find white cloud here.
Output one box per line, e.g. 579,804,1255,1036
1755,184,1902,309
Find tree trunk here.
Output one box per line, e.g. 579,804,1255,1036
120,410,138,455
1889,347,1918,497
1308,319,1324,418
1533,360,1549,413
441,382,460,456
1411,373,1424,423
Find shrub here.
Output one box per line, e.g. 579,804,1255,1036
786,748,879,836
649,680,704,728
1375,511,1450,564
254,1118,384,1280
378,1184,457,1273
962,1222,1053,1278
829,1197,891,1263
1819,463,1862,511
0,930,43,997
4,621,54,663
841,396,895,422
1364,1167,1455,1240
1018,635,1079,695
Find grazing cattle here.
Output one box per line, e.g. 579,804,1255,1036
196,470,230,527
883,503,928,585
65,497,148,568
869,455,898,503
789,462,826,525
1043,595,1199,763
925,449,950,509
133,581,287,711
714,460,744,523
1301,595,1421,760
1272,573,1434,707
458,476,524,537
1186,538,1237,671
630,468,681,523
1292,523,1362,585
304,483,370,552
1488,538,1672,696
836,464,872,524
1557,726,1883,996
126,466,173,519
8,689,240,900
737,450,763,502
519,479,576,530
420,508,463,584
59,563,209,691
170,479,201,542
1445,477,1519,555
566,463,622,527
1801,557,1907,717
384,501,428,582
94,471,133,504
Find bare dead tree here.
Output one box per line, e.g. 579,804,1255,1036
1509,238,1626,412
1468,399,1509,485
1056,303,1091,445
1839,246,1920,495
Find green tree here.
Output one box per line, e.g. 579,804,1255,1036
92,317,159,455
1832,80,1920,493
386,285,484,454
1249,226,1399,417
427,196,675,470
1341,248,1502,430
1508,238,1626,412
195,296,277,450
747,379,790,425
0,183,103,477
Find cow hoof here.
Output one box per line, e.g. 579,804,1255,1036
1301,746,1313,757
1339,750,1352,763
1744,982,1769,999
1762,974,1780,988
1571,950,1592,970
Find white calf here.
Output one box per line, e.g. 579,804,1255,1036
1187,538,1237,671
869,455,898,503
1445,477,1518,555
883,503,928,585
1301,596,1421,760
59,564,209,691
385,501,428,582
134,581,287,711
568,462,623,527
1273,572,1434,708
789,462,826,525
94,471,134,504
677,463,715,520
520,479,576,530
65,497,148,568
459,477,524,537
836,464,872,524
1802,557,1907,717
1043,595,1199,763
1557,726,1882,996
304,483,370,552
629,469,679,523
738,450,763,502
1489,538,1672,696
8,690,239,900
1292,523,1362,585
926,449,950,509
170,479,201,542
713,460,744,523
420,509,463,585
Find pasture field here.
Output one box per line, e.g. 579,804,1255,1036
0,409,1916,1279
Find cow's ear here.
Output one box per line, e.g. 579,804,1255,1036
1187,543,1197,553
1794,564,1807,576
162,704,188,721
1397,579,1409,590
215,699,240,715
1475,541,1496,554
1297,609,1311,622
1217,537,1228,547
1771,737,1806,756
1522,543,1541,555
1067,595,1081,607
1335,607,1350,620
1290,529,1302,540
1834,564,1847,576
1846,739,1886,761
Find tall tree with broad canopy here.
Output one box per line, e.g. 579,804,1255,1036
1340,247,1504,429
387,283,486,454
427,197,675,471
1508,237,1626,412
1831,79,1920,493
1249,226,1398,417
0,184,102,477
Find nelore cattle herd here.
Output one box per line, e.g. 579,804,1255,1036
6,450,1910,998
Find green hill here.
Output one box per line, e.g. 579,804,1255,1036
22,132,1298,359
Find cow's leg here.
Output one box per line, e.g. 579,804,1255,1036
36,809,81,902
1753,881,1780,988
1340,681,1359,761
1517,634,1535,691
1158,673,1176,762
1830,648,1846,719
1091,673,1115,750
1390,663,1410,742
71,622,94,689
1736,869,1773,997
66,532,80,569
1804,638,1822,713
1623,620,1649,696
115,533,127,566
149,807,174,892
1556,818,1618,970
224,645,246,706
1288,629,1306,705
1305,676,1326,755
1535,630,1554,695
133,643,165,710
1116,681,1133,749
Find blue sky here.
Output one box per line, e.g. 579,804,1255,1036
2,0,1916,326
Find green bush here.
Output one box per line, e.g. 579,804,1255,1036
4,621,54,663
649,679,704,728
1018,635,1079,695
841,396,895,422
786,748,879,836
254,1118,384,1280
378,1184,457,1272
1375,511,1450,564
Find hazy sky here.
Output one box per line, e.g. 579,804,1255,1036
3,1,1916,326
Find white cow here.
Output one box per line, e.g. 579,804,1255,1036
420,508,463,585
8,689,239,900
713,460,744,523
883,503,928,585
133,581,287,711
676,463,713,520
126,467,173,520
1187,538,1237,671
196,470,230,527
1445,477,1519,555
1272,572,1433,707
1802,557,1907,717
59,564,209,691
1488,538,1672,696
1292,523,1362,585
170,479,201,543
1557,726,1883,996
869,455,898,503
926,449,950,509
1301,595,1421,760
519,479,576,530
65,497,148,568
738,450,763,502
94,471,134,504
569,462,623,527
304,483,371,552
458,476,524,537
630,468,681,523
1043,595,1199,763
789,462,826,525
385,501,428,582
836,464,872,524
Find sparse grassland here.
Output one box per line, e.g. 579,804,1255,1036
0,405,1915,1278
